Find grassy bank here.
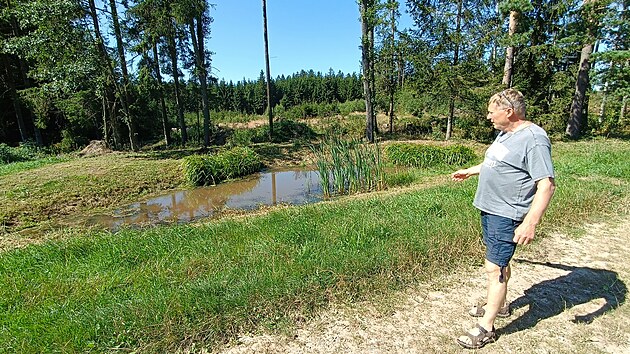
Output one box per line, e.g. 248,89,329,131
0,139,628,352
0,153,184,233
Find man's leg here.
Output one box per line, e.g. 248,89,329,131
479,260,510,330
458,261,510,347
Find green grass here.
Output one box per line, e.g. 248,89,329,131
0,185,482,352
0,139,628,352
0,156,70,177
385,143,477,168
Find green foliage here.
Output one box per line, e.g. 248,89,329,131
311,138,385,197
385,143,476,168
51,130,89,154
338,99,366,116
211,110,258,124
395,115,440,137
226,129,258,146
454,115,494,142
318,113,367,139
275,102,342,120
254,119,318,143
0,143,43,164
225,119,317,146
181,147,263,186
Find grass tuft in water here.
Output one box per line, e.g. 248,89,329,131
311,137,385,197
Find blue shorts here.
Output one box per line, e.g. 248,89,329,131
481,211,520,267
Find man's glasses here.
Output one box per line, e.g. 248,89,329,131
498,91,515,109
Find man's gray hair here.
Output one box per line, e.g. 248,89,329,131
490,88,526,118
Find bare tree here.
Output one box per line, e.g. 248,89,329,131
262,0,273,139
502,10,518,87
189,8,212,147
360,0,376,143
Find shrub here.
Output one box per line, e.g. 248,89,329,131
385,143,476,168
227,129,257,146
253,119,318,143
338,99,365,116
181,147,263,186
0,143,40,164
316,103,340,117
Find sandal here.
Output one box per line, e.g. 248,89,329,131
469,301,511,318
456,323,496,349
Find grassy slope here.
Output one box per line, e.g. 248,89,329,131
0,139,628,353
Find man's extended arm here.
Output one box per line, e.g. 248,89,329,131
451,163,483,181
513,177,556,245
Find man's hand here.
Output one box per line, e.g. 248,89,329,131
513,222,536,245
514,177,556,245
451,164,481,181
451,169,470,181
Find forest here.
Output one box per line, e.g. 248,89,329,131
0,0,628,151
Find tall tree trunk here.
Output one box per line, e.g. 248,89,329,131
388,2,397,134
109,0,138,151
262,0,274,140
189,17,211,147
566,44,593,139
369,21,378,134
2,55,28,142
168,31,186,145
3,1,39,145
152,41,171,146
502,11,518,88
446,0,463,141
566,0,597,139
360,0,375,143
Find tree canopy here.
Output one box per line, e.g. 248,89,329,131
0,0,627,149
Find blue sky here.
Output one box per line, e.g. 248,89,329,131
208,1,411,83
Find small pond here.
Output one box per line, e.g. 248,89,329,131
75,169,322,231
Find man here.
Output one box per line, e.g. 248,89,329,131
451,88,556,349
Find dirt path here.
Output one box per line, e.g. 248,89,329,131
216,215,630,354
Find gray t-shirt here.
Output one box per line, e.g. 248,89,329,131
473,123,555,221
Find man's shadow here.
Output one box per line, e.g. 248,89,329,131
500,259,627,335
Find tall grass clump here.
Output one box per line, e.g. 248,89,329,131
385,143,476,168
312,137,385,197
181,147,262,186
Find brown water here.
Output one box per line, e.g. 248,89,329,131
75,169,322,231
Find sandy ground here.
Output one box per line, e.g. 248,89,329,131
213,214,630,354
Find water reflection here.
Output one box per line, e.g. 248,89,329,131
78,170,322,231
